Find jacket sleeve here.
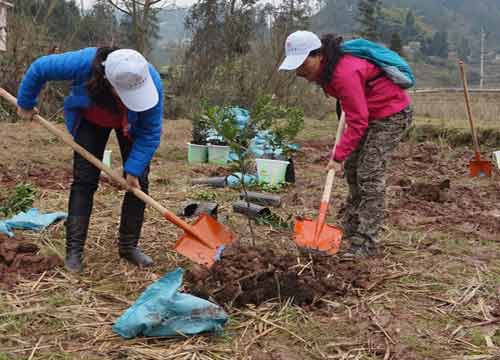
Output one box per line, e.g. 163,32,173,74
123,66,164,177
17,48,95,110
331,68,369,162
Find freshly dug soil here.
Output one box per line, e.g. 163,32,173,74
186,245,380,308
387,143,500,240
0,234,62,288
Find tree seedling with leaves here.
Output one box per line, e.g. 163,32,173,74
201,102,259,245
252,95,304,160
190,104,210,145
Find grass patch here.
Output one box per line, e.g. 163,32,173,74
0,183,37,217
189,188,218,201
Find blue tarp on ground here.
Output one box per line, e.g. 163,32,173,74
112,268,228,339
0,208,67,237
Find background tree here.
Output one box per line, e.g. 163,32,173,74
457,36,471,61
356,0,382,41
78,0,120,46
107,0,168,55
390,32,403,55
402,9,417,42
433,31,449,58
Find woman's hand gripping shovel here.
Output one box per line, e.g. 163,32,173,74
293,111,345,254
0,88,235,268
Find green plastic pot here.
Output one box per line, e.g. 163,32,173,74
207,144,230,165
255,158,289,185
187,143,208,164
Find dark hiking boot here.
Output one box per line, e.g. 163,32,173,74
65,216,90,272
118,239,154,268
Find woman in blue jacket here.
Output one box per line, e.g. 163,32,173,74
16,47,164,272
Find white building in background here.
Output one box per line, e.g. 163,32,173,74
0,0,13,51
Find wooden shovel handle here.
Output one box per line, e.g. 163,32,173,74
0,88,214,245
321,111,346,203
458,61,482,158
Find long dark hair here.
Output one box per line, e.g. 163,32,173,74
86,47,121,114
310,33,344,87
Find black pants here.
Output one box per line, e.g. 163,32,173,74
69,119,149,237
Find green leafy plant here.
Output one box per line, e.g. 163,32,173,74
0,183,37,217
252,95,305,159
248,182,286,193
190,189,217,201
190,102,211,145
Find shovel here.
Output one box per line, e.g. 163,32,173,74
293,111,345,254
458,61,493,177
0,88,235,268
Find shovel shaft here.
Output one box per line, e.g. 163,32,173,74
321,111,345,204
0,88,216,249
458,61,482,157
314,111,346,245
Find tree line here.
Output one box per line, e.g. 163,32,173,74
0,0,471,120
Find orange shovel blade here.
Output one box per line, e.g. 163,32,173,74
469,160,493,177
294,217,343,255
173,213,235,268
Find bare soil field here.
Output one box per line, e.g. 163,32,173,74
0,117,499,360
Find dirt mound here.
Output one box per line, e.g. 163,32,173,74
0,234,62,288
186,245,381,308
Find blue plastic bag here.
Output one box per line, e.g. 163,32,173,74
0,208,67,237
226,172,257,188
112,268,228,339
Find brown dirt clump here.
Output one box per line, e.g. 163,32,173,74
186,245,380,308
0,234,62,288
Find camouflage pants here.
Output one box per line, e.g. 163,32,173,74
343,106,413,246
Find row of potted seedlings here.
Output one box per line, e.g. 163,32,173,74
187,99,304,185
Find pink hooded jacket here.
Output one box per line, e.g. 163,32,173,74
321,54,411,162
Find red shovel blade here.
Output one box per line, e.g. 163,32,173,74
469,159,493,177
173,213,235,268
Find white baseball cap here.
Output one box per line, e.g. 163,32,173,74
279,31,322,71
103,49,159,112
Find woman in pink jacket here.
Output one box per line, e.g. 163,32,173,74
280,31,413,257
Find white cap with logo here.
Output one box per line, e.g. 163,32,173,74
279,30,322,71
103,49,159,112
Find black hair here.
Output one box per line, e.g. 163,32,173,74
86,47,121,114
310,33,344,87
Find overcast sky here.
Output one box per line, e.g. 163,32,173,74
82,0,197,9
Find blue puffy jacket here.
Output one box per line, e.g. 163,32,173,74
17,47,164,177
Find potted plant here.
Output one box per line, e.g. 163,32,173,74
202,104,233,165
188,106,210,164
251,95,304,185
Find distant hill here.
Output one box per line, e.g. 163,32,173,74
151,1,500,86
312,0,500,52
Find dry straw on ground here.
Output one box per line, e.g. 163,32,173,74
0,104,499,359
